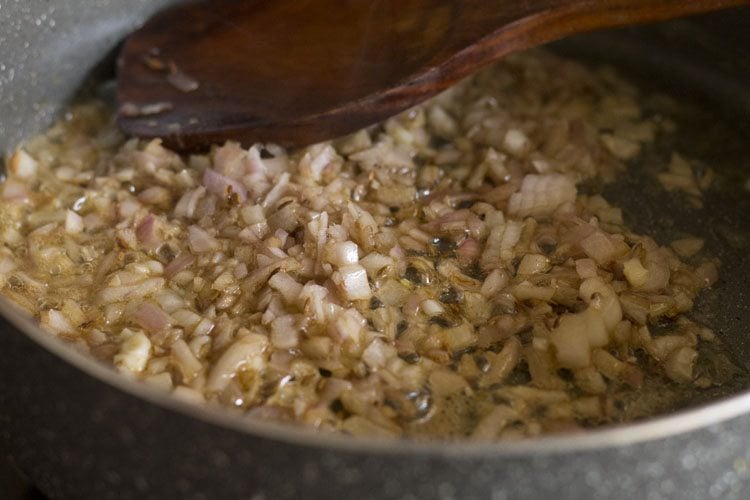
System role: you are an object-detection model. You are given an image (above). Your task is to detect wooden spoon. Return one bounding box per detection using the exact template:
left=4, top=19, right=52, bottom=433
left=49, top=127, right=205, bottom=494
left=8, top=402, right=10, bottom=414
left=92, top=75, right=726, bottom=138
left=116, top=0, right=749, bottom=151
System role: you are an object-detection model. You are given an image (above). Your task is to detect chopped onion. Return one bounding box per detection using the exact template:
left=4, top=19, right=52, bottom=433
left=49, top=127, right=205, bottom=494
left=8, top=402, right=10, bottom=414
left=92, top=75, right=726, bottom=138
left=479, top=337, right=521, bottom=388
left=135, top=186, right=169, bottom=207
left=172, top=308, right=202, bottom=328
left=623, top=257, right=649, bottom=288
left=619, top=292, right=650, bottom=325
left=132, top=301, right=171, bottom=332
left=206, top=333, right=268, bottom=392
left=664, top=346, right=698, bottom=383
left=0, top=255, right=16, bottom=276
left=579, top=231, right=625, bottom=265
left=579, top=277, right=622, bottom=331
left=359, top=252, right=393, bottom=279
left=246, top=145, right=269, bottom=175
left=212, top=142, right=249, bottom=178
left=193, top=318, right=215, bottom=337
left=298, top=283, right=329, bottom=323
left=362, top=338, right=396, bottom=369
left=265, top=247, right=289, bottom=260
left=402, top=293, right=423, bottom=317
left=481, top=220, right=522, bottom=269
left=319, top=378, right=353, bottom=405
left=170, top=338, right=203, bottom=382
left=457, top=238, right=481, bottom=265
left=113, top=330, right=152, bottom=373
left=118, top=197, right=141, bottom=219
left=1, top=179, right=30, bottom=202
left=422, top=209, right=483, bottom=238
left=670, top=237, right=704, bottom=258
left=270, top=315, right=299, bottom=349
left=694, top=262, right=719, bottom=287
left=575, top=258, right=598, bottom=279
left=437, top=323, right=477, bottom=352
left=274, top=228, right=289, bottom=247
left=376, top=279, right=411, bottom=307
left=507, top=174, right=576, bottom=217
left=299, top=143, right=337, bottom=182
left=421, top=299, right=445, bottom=317
left=550, top=314, right=591, bottom=369
left=516, top=254, right=550, bottom=275
left=512, top=281, right=554, bottom=301
left=262, top=172, right=290, bottom=209
left=8, top=149, right=38, bottom=179
left=83, top=213, right=105, bottom=231
left=187, top=225, right=220, bottom=253
left=173, top=186, right=206, bottom=219
left=268, top=350, right=294, bottom=372
left=330, top=308, right=366, bottom=343
left=471, top=405, right=516, bottom=440
left=388, top=245, right=406, bottom=262
left=203, top=168, right=247, bottom=202
left=332, top=264, right=372, bottom=301
left=481, top=268, right=508, bottom=297
left=638, top=239, right=670, bottom=291
left=234, top=262, right=249, bottom=280
left=135, top=214, right=160, bottom=248
left=326, top=241, right=360, bottom=267
left=64, top=210, right=84, bottom=234
left=153, top=290, right=185, bottom=313
left=164, top=254, right=195, bottom=279
left=268, top=272, right=303, bottom=304
left=99, top=278, right=165, bottom=303
left=601, top=133, right=641, bottom=160
left=41, top=309, right=76, bottom=335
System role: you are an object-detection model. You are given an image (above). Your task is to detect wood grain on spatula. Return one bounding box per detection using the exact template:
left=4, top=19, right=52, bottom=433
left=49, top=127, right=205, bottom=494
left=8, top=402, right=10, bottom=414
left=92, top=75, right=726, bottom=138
left=116, top=0, right=750, bottom=151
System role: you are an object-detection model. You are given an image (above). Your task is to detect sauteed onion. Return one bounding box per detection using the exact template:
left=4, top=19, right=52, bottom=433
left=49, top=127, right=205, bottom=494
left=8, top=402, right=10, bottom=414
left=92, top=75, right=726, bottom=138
left=0, top=51, right=733, bottom=439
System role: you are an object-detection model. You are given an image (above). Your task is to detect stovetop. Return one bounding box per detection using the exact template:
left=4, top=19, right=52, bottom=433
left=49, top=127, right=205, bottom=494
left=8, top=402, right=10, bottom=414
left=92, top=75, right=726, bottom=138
left=1, top=454, right=45, bottom=500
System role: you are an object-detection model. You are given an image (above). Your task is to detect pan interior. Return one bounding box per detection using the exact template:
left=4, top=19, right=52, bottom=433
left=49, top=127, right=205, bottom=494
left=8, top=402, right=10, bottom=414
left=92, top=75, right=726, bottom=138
left=548, top=16, right=750, bottom=408
left=1, top=6, right=749, bottom=437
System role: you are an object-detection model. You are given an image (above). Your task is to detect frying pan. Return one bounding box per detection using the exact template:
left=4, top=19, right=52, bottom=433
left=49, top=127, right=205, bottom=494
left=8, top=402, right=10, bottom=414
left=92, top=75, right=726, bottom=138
left=1, top=2, right=750, bottom=498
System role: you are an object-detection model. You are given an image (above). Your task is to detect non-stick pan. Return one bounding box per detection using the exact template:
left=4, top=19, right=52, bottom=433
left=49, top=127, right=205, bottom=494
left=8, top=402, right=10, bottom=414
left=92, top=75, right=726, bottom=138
left=1, top=2, right=749, bottom=498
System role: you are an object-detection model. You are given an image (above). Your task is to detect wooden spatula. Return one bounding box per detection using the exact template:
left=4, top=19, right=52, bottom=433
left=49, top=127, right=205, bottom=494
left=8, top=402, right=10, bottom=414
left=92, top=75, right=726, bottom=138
left=116, top=0, right=749, bottom=151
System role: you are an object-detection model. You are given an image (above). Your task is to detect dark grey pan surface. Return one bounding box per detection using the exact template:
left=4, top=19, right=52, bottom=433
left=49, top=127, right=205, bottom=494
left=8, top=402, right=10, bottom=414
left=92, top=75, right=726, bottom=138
left=1, top=1, right=750, bottom=498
